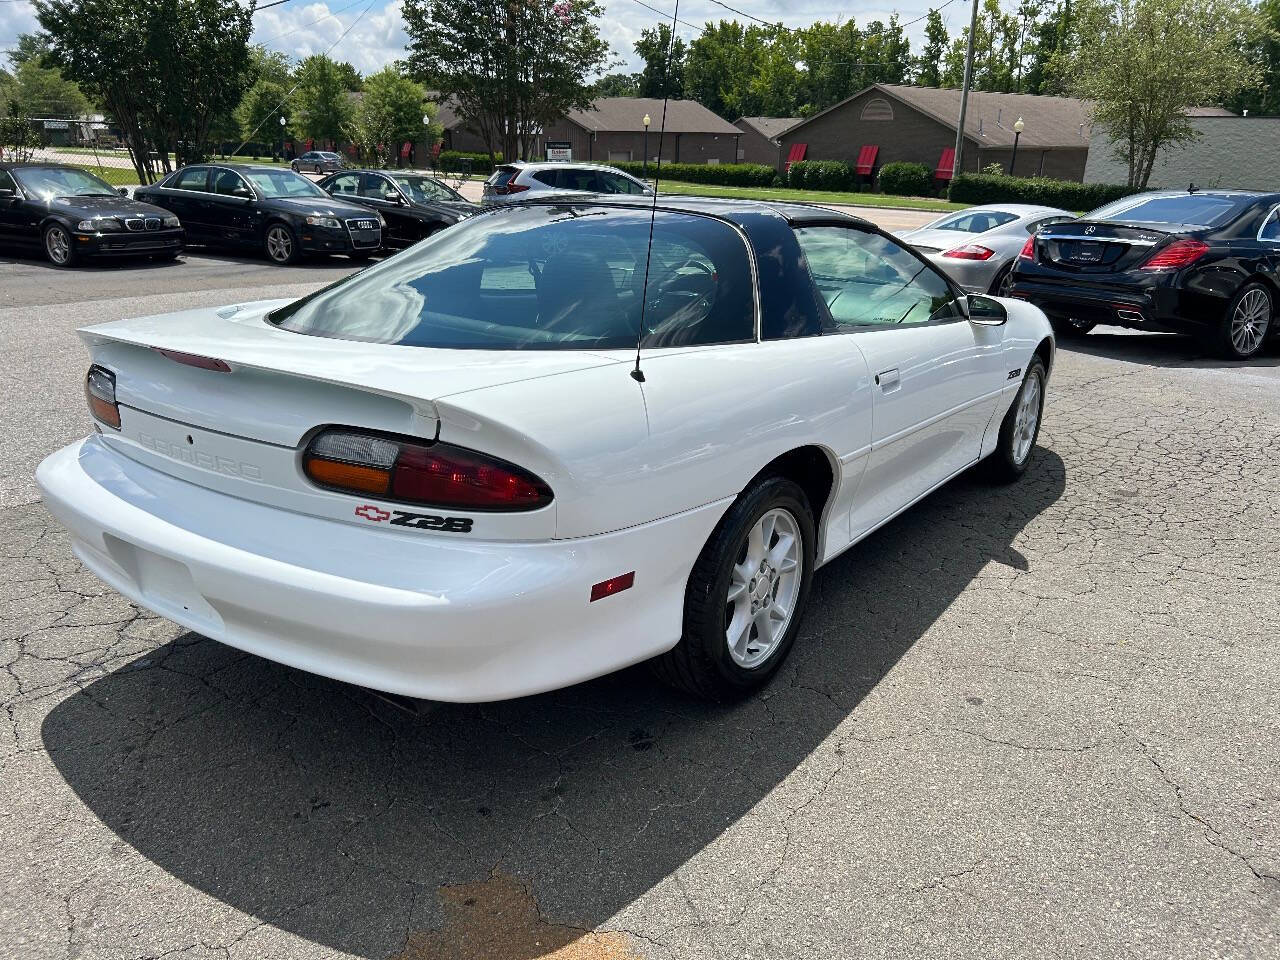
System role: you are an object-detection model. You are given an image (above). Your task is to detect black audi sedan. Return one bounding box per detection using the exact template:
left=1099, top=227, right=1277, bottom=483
left=134, top=164, right=382, bottom=265
left=0, top=162, right=182, bottom=267
left=317, top=168, right=477, bottom=249
left=1009, top=189, right=1280, bottom=359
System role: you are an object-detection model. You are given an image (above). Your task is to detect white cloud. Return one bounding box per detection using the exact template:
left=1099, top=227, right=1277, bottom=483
left=1, top=0, right=39, bottom=68
left=251, top=0, right=408, bottom=74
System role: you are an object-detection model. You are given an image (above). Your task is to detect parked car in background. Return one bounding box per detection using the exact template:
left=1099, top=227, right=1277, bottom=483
left=37, top=196, right=1053, bottom=703
left=291, top=151, right=345, bottom=174
left=0, top=162, right=183, bottom=267
left=900, top=204, right=1075, bottom=295
left=1010, top=189, right=1280, bottom=360
left=318, top=169, right=477, bottom=249
left=135, top=164, right=382, bottom=265
left=482, top=161, right=653, bottom=205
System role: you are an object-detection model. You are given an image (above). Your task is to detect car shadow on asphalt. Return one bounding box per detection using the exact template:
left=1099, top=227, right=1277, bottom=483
left=41, top=450, right=1066, bottom=958
left=1060, top=327, right=1280, bottom=370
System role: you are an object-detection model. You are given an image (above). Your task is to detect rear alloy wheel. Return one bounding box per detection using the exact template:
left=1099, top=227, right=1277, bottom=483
left=652, top=477, right=815, bottom=699
left=986, top=356, right=1047, bottom=482
left=990, top=262, right=1015, bottom=296
left=263, top=222, right=300, bottom=265
left=1219, top=282, right=1272, bottom=360
left=1050, top=316, right=1096, bottom=338
left=43, top=223, right=76, bottom=267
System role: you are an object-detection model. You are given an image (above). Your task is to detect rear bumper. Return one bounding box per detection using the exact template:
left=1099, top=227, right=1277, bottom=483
left=36, top=437, right=727, bottom=702
left=1007, top=276, right=1218, bottom=334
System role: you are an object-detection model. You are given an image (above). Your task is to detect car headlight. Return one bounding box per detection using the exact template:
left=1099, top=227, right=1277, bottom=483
left=376, top=212, right=386, bottom=227
left=305, top=215, right=342, bottom=229
left=76, top=218, right=121, bottom=232
left=162, top=215, right=180, bottom=228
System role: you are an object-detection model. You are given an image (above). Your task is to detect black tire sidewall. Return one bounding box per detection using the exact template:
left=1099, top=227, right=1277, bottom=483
left=1219, top=282, right=1272, bottom=360
left=991, top=357, right=1047, bottom=481
left=43, top=224, right=75, bottom=267
left=685, top=478, right=816, bottom=694
left=989, top=262, right=1013, bottom=296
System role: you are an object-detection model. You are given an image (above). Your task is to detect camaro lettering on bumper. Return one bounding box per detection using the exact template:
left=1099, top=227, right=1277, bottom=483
left=137, top=432, right=263, bottom=479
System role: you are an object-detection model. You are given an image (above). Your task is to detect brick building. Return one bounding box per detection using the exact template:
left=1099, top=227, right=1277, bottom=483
left=734, top=116, right=802, bottom=167
left=540, top=97, right=741, bottom=165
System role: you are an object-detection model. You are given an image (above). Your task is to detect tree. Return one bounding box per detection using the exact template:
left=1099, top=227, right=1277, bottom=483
left=235, top=78, right=292, bottom=152
left=9, top=33, right=52, bottom=68
left=294, top=55, right=354, bottom=147
left=0, top=102, right=41, bottom=161
left=36, top=0, right=254, bottom=180
left=1054, top=0, right=1267, bottom=187
left=335, top=61, right=364, bottom=92
left=634, top=23, right=684, bottom=99
left=914, top=9, right=950, bottom=87
left=1229, top=0, right=1280, bottom=115
left=10, top=59, right=90, bottom=117
left=344, top=66, right=434, bottom=167
left=592, top=72, right=640, bottom=97
left=403, top=0, right=609, bottom=162
left=684, top=20, right=765, bottom=118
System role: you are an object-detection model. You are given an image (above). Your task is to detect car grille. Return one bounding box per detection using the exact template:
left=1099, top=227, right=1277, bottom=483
left=124, top=217, right=162, bottom=232
left=346, top=218, right=381, bottom=248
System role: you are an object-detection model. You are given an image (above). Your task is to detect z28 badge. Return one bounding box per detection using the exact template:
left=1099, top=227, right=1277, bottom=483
left=355, top=505, right=473, bottom=533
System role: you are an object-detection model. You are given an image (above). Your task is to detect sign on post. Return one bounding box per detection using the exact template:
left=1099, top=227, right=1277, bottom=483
left=546, top=141, right=572, bottom=162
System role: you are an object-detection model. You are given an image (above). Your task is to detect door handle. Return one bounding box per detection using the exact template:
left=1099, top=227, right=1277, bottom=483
left=875, top=368, right=900, bottom=388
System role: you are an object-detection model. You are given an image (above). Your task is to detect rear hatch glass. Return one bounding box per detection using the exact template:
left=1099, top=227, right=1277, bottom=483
left=485, top=166, right=519, bottom=189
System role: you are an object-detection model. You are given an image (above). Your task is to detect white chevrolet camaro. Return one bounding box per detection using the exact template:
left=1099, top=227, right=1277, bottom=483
left=37, top=198, right=1054, bottom=702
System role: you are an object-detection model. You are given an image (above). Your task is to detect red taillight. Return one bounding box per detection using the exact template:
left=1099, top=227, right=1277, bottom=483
left=504, top=182, right=529, bottom=194
left=942, top=243, right=995, bottom=261
left=154, top=348, right=231, bottom=372
left=85, top=364, right=120, bottom=429
left=303, top=429, right=553, bottom=512
left=1141, top=239, right=1208, bottom=271
left=1018, top=236, right=1036, bottom=261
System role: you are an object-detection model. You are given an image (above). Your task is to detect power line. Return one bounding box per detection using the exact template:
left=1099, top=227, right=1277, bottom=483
left=255, top=0, right=369, bottom=44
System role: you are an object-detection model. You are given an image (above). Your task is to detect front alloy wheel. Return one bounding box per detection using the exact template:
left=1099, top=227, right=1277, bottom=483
left=986, top=356, right=1047, bottom=482
left=44, top=223, right=75, bottom=267
left=264, top=223, right=299, bottom=265
left=1221, top=283, right=1271, bottom=360
left=652, top=476, right=815, bottom=699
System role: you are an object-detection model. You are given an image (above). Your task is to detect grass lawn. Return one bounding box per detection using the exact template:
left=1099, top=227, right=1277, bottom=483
left=654, top=179, right=964, bottom=213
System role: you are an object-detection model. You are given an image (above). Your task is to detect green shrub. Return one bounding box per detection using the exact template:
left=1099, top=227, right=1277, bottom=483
left=612, top=160, right=775, bottom=188
left=877, top=161, right=933, bottom=197
left=781, top=159, right=854, bottom=191
left=948, top=173, right=1136, bottom=212
left=437, top=150, right=502, bottom=175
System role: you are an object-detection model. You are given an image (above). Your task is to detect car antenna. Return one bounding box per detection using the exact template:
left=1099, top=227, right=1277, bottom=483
left=1188, top=182, right=1198, bottom=194
left=631, top=0, right=681, bottom=384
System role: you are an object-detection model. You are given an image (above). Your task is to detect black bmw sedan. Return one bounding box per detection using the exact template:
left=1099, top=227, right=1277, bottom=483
left=317, top=168, right=477, bottom=249
left=135, top=164, right=382, bottom=265
left=0, top=162, right=182, bottom=267
left=1009, top=189, right=1280, bottom=359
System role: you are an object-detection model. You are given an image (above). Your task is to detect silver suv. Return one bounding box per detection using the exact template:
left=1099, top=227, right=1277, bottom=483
left=482, top=162, right=653, bottom=205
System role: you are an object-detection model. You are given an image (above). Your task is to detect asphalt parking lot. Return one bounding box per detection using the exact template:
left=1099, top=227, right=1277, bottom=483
left=2, top=241, right=1278, bottom=960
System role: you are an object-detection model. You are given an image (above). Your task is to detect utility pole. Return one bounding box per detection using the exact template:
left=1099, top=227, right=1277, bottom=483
left=953, top=0, right=980, bottom=181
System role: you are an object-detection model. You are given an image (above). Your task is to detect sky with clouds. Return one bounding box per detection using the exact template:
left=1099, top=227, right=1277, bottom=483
left=2, top=0, right=957, bottom=78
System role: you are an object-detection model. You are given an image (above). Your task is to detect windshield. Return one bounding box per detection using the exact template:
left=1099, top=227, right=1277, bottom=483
left=244, top=169, right=329, bottom=199
left=13, top=167, right=116, bottom=199
left=268, top=204, right=755, bottom=350
left=392, top=175, right=465, bottom=203
left=1087, top=193, right=1248, bottom=227
left=925, top=209, right=1020, bottom=233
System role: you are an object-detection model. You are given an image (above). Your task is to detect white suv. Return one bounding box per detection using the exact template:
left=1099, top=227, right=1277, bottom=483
left=482, top=162, right=653, bottom=205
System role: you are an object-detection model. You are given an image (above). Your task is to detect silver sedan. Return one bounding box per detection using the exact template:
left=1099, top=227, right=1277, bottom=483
left=900, top=204, right=1075, bottom=295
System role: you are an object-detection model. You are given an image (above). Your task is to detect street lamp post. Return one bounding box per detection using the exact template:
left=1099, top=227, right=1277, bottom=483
left=1010, top=116, right=1024, bottom=175
left=278, top=114, right=286, bottom=164
left=642, top=113, right=651, bottom=178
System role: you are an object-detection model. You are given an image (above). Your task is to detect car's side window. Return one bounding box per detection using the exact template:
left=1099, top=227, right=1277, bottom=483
left=795, top=225, right=965, bottom=329
left=0, top=169, right=16, bottom=193
left=172, top=167, right=209, bottom=192
left=598, top=172, right=645, bottom=195
left=360, top=175, right=399, bottom=201
left=1259, top=207, right=1280, bottom=242
left=533, top=171, right=559, bottom=187
left=327, top=173, right=361, bottom=196
left=211, top=169, right=251, bottom=197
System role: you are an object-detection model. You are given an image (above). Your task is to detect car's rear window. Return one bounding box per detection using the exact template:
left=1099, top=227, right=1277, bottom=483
left=487, top=167, right=519, bottom=188
left=928, top=210, right=1020, bottom=233
left=1088, top=193, right=1249, bottom=227
left=268, top=204, right=755, bottom=350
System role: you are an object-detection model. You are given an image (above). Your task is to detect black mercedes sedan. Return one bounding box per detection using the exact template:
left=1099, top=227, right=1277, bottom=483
left=1008, top=189, right=1280, bottom=359
left=317, top=168, right=477, bottom=249
left=0, top=162, right=182, bottom=267
left=135, top=164, right=382, bottom=265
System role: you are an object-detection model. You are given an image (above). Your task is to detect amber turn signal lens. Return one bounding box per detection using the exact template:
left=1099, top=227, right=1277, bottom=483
left=85, top=364, right=121, bottom=430
left=304, top=457, right=391, bottom=495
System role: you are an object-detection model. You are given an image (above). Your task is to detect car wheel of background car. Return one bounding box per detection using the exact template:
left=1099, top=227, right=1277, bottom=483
left=43, top=223, right=76, bottom=267
left=985, top=356, right=1047, bottom=483
left=263, top=222, right=300, bottom=265
left=1049, top=316, right=1096, bottom=338
left=990, top=263, right=1015, bottom=296
left=652, top=476, right=815, bottom=700
left=290, top=161, right=299, bottom=172
left=1218, top=282, right=1272, bottom=360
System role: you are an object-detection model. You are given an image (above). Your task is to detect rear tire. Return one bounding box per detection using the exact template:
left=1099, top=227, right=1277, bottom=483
left=652, top=477, right=815, bottom=700
left=989, top=262, right=1014, bottom=296
left=43, top=223, right=77, bottom=267
left=1216, top=282, right=1272, bottom=360
left=1050, top=316, right=1095, bottom=338
left=985, top=357, right=1047, bottom=483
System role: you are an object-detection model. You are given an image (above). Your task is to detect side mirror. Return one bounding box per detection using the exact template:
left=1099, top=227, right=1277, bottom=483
left=117, top=186, right=129, bottom=197
left=966, top=294, right=1008, bottom=326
